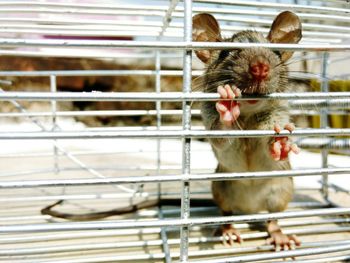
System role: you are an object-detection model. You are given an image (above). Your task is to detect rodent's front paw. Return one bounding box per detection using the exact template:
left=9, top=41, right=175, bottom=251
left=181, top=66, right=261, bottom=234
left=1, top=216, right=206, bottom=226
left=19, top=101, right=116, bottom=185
left=216, top=84, right=241, bottom=127
left=270, top=123, right=300, bottom=161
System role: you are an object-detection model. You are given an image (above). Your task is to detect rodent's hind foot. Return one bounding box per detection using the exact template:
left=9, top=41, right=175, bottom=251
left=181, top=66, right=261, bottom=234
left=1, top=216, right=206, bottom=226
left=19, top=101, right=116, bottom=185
left=216, top=84, right=241, bottom=128
left=270, top=123, right=300, bottom=161
left=266, top=220, right=301, bottom=251
left=266, top=231, right=301, bottom=251
left=215, top=224, right=243, bottom=246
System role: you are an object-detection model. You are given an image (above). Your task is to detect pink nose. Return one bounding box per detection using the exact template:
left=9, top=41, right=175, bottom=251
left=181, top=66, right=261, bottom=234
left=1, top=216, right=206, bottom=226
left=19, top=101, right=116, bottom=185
left=250, top=63, right=270, bottom=80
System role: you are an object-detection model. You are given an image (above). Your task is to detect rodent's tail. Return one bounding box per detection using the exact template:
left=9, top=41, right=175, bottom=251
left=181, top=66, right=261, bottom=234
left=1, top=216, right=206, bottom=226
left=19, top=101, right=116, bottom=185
left=41, top=198, right=216, bottom=221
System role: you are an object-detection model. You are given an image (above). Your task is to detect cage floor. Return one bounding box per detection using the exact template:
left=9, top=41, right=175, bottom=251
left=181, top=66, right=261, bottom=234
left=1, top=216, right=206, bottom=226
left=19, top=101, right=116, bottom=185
left=1, top=124, right=350, bottom=262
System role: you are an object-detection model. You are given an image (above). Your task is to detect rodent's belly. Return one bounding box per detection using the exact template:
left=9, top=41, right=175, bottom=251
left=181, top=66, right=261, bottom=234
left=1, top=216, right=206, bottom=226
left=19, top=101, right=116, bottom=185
left=213, top=180, right=268, bottom=213
left=214, top=139, right=280, bottom=172
left=212, top=178, right=293, bottom=214
left=212, top=140, right=293, bottom=214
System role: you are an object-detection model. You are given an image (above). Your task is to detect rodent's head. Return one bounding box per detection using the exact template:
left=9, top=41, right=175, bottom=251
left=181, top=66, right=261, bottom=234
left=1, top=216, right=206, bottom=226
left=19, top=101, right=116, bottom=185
left=193, top=11, right=302, bottom=95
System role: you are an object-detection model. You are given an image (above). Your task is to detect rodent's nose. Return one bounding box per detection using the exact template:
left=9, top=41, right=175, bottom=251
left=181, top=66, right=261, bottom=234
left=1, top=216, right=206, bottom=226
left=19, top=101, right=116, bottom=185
left=249, top=63, right=270, bottom=80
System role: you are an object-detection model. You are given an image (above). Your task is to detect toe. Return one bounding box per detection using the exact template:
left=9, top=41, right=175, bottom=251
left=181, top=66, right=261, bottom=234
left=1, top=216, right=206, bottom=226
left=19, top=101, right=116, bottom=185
left=291, top=143, right=300, bottom=154
left=228, top=233, right=235, bottom=246
left=284, top=123, right=295, bottom=133
left=231, top=103, right=240, bottom=121
left=222, top=111, right=233, bottom=127
left=217, top=85, right=227, bottom=99
left=290, top=234, right=301, bottom=246
left=271, top=141, right=282, bottom=161
left=280, top=142, right=291, bottom=160
left=232, top=86, right=241, bottom=97
left=274, top=124, right=282, bottom=133
left=224, top=84, right=235, bottom=99
left=216, top=101, right=228, bottom=114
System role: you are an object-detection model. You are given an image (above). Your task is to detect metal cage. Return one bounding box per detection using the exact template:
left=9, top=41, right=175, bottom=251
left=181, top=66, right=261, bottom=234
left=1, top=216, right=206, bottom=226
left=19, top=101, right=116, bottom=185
left=0, top=0, right=350, bottom=262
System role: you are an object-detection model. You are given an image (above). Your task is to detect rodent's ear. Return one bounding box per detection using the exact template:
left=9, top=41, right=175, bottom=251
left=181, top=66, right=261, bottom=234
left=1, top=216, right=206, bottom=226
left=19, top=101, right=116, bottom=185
left=267, top=11, right=302, bottom=62
left=192, top=13, right=222, bottom=63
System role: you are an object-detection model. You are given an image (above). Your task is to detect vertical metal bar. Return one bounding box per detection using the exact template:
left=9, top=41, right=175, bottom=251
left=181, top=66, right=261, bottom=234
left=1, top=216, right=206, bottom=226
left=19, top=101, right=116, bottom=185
left=155, top=51, right=162, bottom=201
left=180, top=0, right=192, bottom=262
left=159, top=207, right=172, bottom=263
left=159, top=0, right=180, bottom=37
left=155, top=0, right=179, bottom=203
left=320, top=52, right=330, bottom=200
left=50, top=75, right=59, bottom=174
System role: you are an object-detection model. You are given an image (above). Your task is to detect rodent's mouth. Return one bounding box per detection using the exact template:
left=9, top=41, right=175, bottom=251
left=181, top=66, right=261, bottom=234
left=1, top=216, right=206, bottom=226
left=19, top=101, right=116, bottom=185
left=240, top=85, right=269, bottom=96
left=241, top=91, right=266, bottom=105
left=247, top=100, right=259, bottom=104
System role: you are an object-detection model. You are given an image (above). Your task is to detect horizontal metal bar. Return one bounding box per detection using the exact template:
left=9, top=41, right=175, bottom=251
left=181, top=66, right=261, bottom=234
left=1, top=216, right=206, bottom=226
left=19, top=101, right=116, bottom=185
left=0, top=79, right=12, bottom=85
left=191, top=7, right=350, bottom=23
left=2, top=0, right=349, bottom=15
left=0, top=17, right=164, bottom=27
left=0, top=216, right=345, bottom=244
left=1, top=92, right=350, bottom=102
left=0, top=216, right=345, bottom=245
left=0, top=6, right=349, bottom=27
left=191, top=240, right=350, bottom=262
left=194, top=0, right=350, bottom=14
left=219, top=18, right=350, bottom=34
left=1, top=228, right=350, bottom=256
left=296, top=138, right=350, bottom=150
left=2, top=26, right=350, bottom=41
left=1, top=16, right=350, bottom=35
left=0, top=39, right=350, bottom=51
left=0, top=167, right=349, bottom=188
left=0, top=147, right=188, bottom=158
left=218, top=25, right=350, bottom=41
left=0, top=207, right=350, bottom=232
left=1, top=102, right=348, bottom=118
left=290, top=110, right=350, bottom=116
left=1, top=128, right=350, bottom=140
left=0, top=109, right=347, bottom=118
left=0, top=70, right=322, bottom=79
left=286, top=254, right=350, bottom=263
left=0, top=109, right=202, bottom=118
left=0, top=49, right=183, bottom=59
left=0, top=6, right=167, bottom=17
left=0, top=164, right=194, bottom=178
left=194, top=243, right=350, bottom=263
left=0, top=29, right=166, bottom=38
left=0, top=2, right=167, bottom=10
left=0, top=228, right=163, bottom=244
left=0, top=69, right=201, bottom=77
left=290, top=99, right=350, bottom=109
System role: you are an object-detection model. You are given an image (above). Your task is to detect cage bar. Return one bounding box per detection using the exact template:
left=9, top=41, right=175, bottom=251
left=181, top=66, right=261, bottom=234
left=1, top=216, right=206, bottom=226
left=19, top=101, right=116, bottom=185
left=0, top=1, right=349, bottom=262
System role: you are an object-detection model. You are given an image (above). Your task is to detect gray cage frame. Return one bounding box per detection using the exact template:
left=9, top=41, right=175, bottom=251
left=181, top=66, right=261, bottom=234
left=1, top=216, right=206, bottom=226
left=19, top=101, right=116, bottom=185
left=0, top=0, right=350, bottom=262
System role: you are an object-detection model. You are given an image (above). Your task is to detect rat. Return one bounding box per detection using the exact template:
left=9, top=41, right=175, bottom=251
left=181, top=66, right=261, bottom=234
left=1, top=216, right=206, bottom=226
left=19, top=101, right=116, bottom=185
left=192, top=11, right=302, bottom=250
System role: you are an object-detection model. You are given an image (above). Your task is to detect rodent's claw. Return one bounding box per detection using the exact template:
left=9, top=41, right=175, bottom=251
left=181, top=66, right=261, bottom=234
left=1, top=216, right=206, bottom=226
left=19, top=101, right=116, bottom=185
left=284, top=123, right=295, bottom=133
left=270, top=123, right=300, bottom=161
left=266, top=220, right=301, bottom=252
left=266, top=232, right=301, bottom=251
left=218, top=224, right=242, bottom=246
left=216, top=84, right=241, bottom=127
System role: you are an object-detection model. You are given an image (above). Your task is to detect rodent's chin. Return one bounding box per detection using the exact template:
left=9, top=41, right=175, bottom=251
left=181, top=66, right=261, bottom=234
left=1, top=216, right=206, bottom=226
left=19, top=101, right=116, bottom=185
left=240, top=100, right=267, bottom=115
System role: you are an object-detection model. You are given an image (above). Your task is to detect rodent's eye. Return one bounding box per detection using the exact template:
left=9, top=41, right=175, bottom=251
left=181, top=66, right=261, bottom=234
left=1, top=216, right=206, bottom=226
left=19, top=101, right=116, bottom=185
left=273, top=50, right=282, bottom=58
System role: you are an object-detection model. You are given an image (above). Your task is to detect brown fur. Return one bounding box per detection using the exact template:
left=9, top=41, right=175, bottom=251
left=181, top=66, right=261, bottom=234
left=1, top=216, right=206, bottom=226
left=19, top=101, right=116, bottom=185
left=194, top=12, right=302, bottom=217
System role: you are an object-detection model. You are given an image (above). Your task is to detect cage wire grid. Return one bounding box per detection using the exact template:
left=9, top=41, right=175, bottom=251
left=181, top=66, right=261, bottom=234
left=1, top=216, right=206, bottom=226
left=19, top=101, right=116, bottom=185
left=0, top=0, right=350, bottom=262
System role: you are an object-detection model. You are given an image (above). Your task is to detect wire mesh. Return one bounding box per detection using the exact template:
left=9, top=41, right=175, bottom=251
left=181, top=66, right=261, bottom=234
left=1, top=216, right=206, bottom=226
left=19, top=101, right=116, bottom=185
left=0, top=0, right=350, bottom=262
